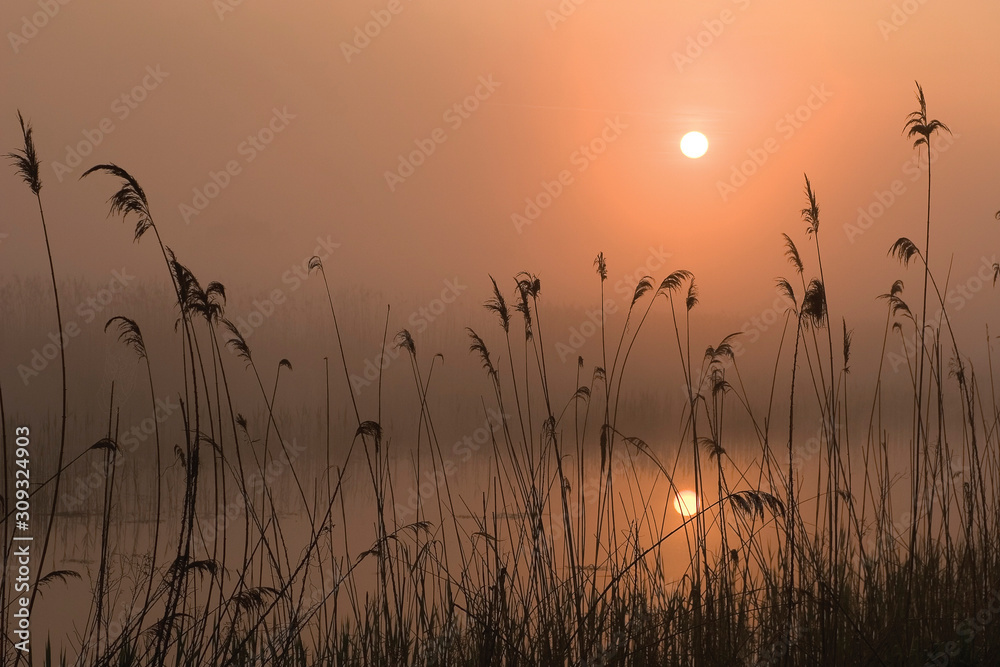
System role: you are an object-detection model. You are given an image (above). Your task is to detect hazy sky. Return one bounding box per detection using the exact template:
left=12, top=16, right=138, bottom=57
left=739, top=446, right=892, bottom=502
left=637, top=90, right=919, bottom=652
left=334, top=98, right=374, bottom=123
left=2, top=0, right=1000, bottom=332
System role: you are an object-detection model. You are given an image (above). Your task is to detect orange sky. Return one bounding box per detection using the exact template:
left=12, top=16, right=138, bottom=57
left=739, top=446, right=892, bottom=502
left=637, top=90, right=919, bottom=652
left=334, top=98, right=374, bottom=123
left=2, top=0, right=1000, bottom=334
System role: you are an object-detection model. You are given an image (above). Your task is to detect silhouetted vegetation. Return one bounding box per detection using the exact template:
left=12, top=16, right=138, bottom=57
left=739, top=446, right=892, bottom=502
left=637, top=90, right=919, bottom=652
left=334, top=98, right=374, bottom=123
left=4, top=83, right=1000, bottom=666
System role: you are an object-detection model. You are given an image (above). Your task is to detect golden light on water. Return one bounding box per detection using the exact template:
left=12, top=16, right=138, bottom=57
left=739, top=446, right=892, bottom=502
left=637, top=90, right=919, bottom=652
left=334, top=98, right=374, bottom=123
left=673, top=489, right=699, bottom=517
left=680, top=131, right=708, bottom=158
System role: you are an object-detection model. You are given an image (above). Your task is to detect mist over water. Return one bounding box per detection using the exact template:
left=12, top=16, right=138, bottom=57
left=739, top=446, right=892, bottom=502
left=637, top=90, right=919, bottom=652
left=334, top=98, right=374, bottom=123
left=4, top=1, right=1000, bottom=664
left=5, top=266, right=961, bottom=654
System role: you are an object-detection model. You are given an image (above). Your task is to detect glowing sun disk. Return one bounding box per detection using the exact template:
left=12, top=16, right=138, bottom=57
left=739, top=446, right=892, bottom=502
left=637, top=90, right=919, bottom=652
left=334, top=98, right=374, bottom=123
left=680, top=131, right=709, bottom=159
left=673, top=490, right=698, bottom=517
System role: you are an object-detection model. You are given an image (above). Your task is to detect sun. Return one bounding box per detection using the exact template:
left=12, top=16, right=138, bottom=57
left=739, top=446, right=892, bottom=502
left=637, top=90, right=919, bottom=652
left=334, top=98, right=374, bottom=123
left=680, top=131, right=708, bottom=159
left=673, top=490, right=698, bottom=517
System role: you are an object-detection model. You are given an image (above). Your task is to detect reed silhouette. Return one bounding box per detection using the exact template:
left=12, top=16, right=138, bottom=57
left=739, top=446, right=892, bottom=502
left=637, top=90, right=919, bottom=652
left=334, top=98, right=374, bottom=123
left=3, top=83, right=1000, bottom=666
